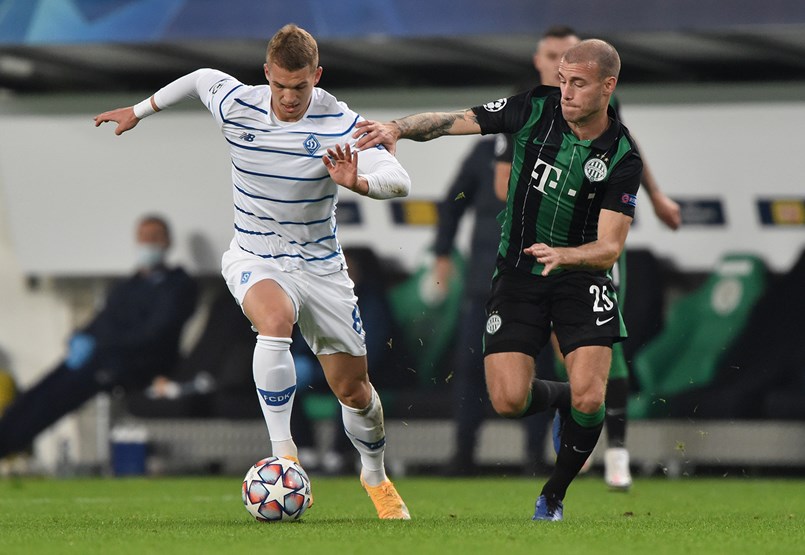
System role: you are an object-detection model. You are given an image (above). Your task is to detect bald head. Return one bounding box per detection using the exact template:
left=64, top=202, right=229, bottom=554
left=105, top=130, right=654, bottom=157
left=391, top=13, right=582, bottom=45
left=562, top=39, right=621, bottom=80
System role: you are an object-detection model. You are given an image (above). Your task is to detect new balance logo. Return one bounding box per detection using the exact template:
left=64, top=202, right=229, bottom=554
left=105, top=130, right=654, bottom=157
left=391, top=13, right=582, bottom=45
left=239, top=132, right=255, bottom=142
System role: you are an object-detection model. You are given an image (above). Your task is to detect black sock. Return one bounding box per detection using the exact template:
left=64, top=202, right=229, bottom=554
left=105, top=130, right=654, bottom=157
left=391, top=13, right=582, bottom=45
left=541, top=417, right=603, bottom=501
left=520, top=379, right=570, bottom=417
left=605, top=378, right=628, bottom=448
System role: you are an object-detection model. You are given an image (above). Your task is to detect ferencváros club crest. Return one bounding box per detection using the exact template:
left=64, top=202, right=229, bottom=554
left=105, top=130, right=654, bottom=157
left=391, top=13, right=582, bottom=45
left=583, top=158, right=608, bottom=182
left=486, top=313, right=502, bottom=334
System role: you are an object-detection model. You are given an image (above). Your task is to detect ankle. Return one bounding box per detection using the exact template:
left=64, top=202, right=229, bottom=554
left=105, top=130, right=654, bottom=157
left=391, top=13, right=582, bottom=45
left=361, top=467, right=388, bottom=487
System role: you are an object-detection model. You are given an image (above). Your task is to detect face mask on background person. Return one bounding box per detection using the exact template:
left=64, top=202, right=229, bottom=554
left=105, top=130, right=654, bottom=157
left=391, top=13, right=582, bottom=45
left=136, top=243, right=167, bottom=270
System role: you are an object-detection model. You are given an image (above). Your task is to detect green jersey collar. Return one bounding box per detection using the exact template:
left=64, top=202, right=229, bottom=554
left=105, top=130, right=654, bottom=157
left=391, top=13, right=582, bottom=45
left=560, top=104, right=622, bottom=150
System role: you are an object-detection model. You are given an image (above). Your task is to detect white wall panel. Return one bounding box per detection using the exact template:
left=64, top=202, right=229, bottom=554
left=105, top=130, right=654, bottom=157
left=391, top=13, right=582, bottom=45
left=1, top=93, right=802, bottom=274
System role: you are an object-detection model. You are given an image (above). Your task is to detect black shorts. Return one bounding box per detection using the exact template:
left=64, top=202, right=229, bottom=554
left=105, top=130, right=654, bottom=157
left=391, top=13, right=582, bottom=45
left=483, top=266, right=626, bottom=358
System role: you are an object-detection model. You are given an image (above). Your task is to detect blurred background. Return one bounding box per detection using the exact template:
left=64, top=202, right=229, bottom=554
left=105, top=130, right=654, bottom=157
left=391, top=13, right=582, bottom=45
left=0, top=0, right=803, bottom=478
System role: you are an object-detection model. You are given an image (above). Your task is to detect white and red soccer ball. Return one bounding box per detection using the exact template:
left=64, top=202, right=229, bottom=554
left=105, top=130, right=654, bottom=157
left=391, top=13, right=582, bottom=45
left=242, top=456, right=312, bottom=522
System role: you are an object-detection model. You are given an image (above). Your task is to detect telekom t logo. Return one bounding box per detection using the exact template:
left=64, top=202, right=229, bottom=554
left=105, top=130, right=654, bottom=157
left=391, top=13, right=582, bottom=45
left=531, top=159, right=562, bottom=194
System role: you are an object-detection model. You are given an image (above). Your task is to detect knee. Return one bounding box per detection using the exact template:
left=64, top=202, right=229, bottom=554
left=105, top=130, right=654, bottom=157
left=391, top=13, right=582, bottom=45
left=488, top=389, right=527, bottom=418
left=333, top=379, right=371, bottom=409
left=252, top=313, right=293, bottom=337
left=571, top=390, right=605, bottom=414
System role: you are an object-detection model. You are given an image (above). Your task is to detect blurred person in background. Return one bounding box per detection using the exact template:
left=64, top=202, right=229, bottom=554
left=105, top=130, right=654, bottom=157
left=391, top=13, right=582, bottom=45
left=95, top=24, right=411, bottom=519
left=0, top=215, right=198, bottom=461
left=494, top=25, right=681, bottom=490
left=432, top=136, right=554, bottom=476
left=0, top=347, right=15, bottom=416
left=0, top=347, right=20, bottom=474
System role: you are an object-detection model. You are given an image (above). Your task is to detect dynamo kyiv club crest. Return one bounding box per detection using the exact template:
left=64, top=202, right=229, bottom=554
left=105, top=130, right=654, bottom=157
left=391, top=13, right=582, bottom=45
left=304, top=134, right=321, bottom=155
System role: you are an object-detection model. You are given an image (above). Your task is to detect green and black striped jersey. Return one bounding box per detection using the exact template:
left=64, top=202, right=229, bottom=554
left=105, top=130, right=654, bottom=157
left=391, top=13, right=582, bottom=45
left=495, top=94, right=623, bottom=163
left=472, top=86, right=642, bottom=276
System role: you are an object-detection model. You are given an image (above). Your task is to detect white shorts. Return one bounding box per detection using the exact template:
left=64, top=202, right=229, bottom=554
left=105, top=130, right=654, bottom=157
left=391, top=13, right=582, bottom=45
left=221, top=243, right=367, bottom=357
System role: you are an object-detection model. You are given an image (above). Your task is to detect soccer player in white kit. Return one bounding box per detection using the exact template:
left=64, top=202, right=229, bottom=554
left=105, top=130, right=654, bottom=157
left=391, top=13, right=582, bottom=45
left=95, top=24, right=411, bottom=519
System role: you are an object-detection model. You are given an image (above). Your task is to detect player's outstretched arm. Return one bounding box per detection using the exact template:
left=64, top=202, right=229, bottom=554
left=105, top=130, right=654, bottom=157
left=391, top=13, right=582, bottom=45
left=95, top=94, right=162, bottom=135
left=354, top=109, right=481, bottom=151
left=94, top=105, right=141, bottom=136
left=95, top=70, right=227, bottom=137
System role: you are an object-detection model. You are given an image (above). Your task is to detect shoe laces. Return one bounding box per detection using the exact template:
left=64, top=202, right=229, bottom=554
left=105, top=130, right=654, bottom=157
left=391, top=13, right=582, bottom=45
left=375, top=483, right=404, bottom=516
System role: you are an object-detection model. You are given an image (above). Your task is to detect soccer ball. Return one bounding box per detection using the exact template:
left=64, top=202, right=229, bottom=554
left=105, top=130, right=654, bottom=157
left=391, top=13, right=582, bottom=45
left=242, top=456, right=312, bottom=522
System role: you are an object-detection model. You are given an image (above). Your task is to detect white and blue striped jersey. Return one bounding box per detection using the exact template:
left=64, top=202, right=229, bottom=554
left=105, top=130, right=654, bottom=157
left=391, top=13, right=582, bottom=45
left=151, top=68, right=405, bottom=275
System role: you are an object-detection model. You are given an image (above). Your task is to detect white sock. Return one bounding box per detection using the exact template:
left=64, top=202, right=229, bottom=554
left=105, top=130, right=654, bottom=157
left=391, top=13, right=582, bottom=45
left=341, top=385, right=388, bottom=486
left=253, top=335, right=297, bottom=459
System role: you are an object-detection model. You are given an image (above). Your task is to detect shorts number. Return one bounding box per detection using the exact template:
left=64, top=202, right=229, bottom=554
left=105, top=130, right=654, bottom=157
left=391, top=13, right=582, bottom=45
left=589, top=285, right=614, bottom=313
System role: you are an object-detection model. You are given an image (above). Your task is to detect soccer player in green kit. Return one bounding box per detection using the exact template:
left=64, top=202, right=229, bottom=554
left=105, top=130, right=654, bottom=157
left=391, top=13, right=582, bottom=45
left=355, top=39, right=640, bottom=521
left=496, top=26, right=681, bottom=491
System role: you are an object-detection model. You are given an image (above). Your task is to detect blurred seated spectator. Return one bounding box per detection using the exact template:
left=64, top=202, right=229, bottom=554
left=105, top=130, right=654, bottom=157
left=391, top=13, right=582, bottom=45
left=0, top=215, right=198, bottom=460
left=126, top=280, right=318, bottom=451
left=126, top=278, right=252, bottom=418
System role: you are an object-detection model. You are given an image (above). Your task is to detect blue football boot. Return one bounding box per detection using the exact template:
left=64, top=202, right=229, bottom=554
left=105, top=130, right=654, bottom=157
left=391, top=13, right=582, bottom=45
left=532, top=494, right=564, bottom=521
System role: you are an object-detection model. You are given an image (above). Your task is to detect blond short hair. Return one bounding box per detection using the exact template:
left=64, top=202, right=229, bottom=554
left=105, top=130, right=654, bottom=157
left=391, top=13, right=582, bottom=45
left=562, top=39, right=621, bottom=79
left=266, top=24, right=319, bottom=71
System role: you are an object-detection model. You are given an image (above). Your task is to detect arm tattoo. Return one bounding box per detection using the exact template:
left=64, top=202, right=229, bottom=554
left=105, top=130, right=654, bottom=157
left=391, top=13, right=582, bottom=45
left=392, top=110, right=476, bottom=141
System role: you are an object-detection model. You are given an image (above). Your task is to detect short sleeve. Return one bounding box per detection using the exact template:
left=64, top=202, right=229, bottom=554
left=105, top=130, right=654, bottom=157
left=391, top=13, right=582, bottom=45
left=471, top=89, right=533, bottom=136
left=471, top=86, right=558, bottom=137
left=600, top=154, right=643, bottom=218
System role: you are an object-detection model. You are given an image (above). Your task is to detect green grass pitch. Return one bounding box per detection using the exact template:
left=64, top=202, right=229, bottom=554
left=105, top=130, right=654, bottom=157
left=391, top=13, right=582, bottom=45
left=1, top=475, right=803, bottom=555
